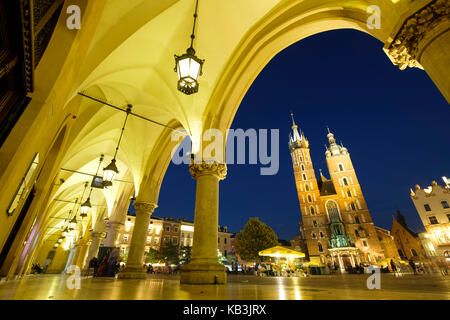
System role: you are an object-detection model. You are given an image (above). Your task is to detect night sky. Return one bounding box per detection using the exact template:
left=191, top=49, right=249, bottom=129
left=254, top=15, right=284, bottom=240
left=132, top=29, right=449, bottom=241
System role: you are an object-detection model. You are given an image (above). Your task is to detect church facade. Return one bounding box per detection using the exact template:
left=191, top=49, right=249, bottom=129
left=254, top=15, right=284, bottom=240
left=289, top=115, right=384, bottom=270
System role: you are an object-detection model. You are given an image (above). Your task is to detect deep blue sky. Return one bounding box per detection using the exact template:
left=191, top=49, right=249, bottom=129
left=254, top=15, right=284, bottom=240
left=133, top=29, right=449, bottom=240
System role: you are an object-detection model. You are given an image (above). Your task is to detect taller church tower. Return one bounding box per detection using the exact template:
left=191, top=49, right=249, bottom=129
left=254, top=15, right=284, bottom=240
left=289, top=115, right=384, bottom=270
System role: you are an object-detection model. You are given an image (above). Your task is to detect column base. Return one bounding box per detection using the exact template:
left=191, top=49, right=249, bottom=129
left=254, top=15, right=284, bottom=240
left=180, top=260, right=227, bottom=284
left=117, top=266, right=147, bottom=279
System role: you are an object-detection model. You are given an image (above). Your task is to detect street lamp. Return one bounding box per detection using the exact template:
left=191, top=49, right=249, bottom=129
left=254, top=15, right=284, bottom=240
left=80, top=197, right=91, bottom=219
left=103, top=105, right=132, bottom=187
left=69, top=215, right=77, bottom=231
left=174, top=0, right=204, bottom=95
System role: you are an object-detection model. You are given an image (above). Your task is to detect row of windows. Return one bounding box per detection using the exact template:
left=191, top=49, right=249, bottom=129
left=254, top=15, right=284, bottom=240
left=428, top=214, right=450, bottom=225
left=424, top=201, right=449, bottom=212
left=218, top=237, right=227, bottom=244
left=165, top=225, right=179, bottom=233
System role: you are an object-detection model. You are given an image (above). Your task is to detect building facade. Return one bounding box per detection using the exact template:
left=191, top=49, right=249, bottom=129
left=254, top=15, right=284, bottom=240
left=114, top=215, right=232, bottom=260
left=391, top=210, right=427, bottom=262
left=289, top=115, right=384, bottom=270
left=410, top=180, right=450, bottom=258
left=375, top=226, right=399, bottom=260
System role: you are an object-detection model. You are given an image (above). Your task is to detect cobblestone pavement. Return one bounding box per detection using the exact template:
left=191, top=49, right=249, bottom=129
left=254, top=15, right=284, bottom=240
left=0, top=273, right=448, bottom=300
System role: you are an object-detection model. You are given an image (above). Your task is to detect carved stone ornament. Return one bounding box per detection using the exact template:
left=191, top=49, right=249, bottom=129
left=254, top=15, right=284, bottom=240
left=387, top=0, right=449, bottom=70
left=134, top=202, right=158, bottom=214
left=189, top=161, right=227, bottom=180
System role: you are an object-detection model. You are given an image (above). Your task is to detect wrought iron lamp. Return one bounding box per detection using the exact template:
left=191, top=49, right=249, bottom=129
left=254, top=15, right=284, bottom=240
left=174, top=0, right=204, bottom=95
left=103, top=105, right=132, bottom=187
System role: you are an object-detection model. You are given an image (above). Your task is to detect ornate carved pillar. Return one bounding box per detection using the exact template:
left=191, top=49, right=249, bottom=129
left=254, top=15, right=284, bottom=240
left=180, top=161, right=227, bottom=284
left=104, top=221, right=124, bottom=247
left=83, top=231, right=105, bottom=270
left=384, top=0, right=450, bottom=101
left=118, top=202, right=157, bottom=279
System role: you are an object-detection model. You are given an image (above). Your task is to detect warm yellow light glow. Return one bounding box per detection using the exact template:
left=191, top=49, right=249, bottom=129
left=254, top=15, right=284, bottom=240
left=181, top=225, right=194, bottom=232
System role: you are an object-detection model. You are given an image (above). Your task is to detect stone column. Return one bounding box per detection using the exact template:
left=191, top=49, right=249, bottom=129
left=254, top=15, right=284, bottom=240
left=118, top=202, right=157, bottom=279
left=385, top=0, right=450, bottom=102
left=83, top=231, right=105, bottom=270
left=181, top=161, right=227, bottom=284
left=75, top=238, right=91, bottom=269
left=338, top=254, right=344, bottom=272
left=63, top=246, right=76, bottom=273
left=104, top=221, right=124, bottom=247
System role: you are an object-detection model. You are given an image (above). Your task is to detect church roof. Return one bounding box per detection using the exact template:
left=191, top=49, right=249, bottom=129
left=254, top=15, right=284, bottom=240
left=317, top=174, right=337, bottom=196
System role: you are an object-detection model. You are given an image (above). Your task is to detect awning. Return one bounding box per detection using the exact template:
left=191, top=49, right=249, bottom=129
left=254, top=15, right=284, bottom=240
left=258, top=246, right=305, bottom=258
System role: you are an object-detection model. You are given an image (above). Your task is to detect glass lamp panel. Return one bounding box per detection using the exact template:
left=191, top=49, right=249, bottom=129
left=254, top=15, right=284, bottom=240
left=178, top=57, right=190, bottom=78
left=188, top=59, right=200, bottom=80
left=103, top=169, right=116, bottom=183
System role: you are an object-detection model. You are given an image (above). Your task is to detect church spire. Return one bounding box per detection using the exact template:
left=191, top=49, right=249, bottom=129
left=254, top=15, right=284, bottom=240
left=289, top=113, right=309, bottom=150
left=324, top=127, right=348, bottom=157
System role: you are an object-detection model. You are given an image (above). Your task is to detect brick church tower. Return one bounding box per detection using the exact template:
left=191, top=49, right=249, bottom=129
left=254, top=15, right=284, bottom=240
left=289, top=114, right=384, bottom=270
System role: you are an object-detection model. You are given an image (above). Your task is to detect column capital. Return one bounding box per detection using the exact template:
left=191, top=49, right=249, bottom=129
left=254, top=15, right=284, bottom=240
left=189, top=161, right=227, bottom=180
left=90, top=231, right=106, bottom=239
left=134, top=202, right=158, bottom=214
left=385, top=0, right=449, bottom=70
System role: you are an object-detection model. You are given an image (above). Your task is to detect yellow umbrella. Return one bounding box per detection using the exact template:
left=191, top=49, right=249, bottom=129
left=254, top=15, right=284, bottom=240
left=258, top=246, right=305, bottom=258
left=377, top=258, right=408, bottom=266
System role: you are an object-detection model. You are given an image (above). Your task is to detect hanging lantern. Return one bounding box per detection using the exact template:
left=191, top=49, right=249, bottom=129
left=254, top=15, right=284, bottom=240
left=57, top=236, right=64, bottom=243
left=175, top=47, right=204, bottom=95
left=53, top=243, right=59, bottom=249
left=69, top=215, right=77, bottom=230
left=103, top=159, right=118, bottom=187
left=80, top=197, right=91, bottom=218
left=174, top=0, right=204, bottom=95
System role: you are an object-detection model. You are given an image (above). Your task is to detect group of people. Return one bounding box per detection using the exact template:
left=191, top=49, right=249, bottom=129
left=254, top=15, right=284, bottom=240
left=88, top=255, right=121, bottom=277
left=145, top=264, right=179, bottom=274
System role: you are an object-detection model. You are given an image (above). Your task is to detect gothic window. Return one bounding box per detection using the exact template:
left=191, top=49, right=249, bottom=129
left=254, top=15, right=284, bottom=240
left=338, top=164, right=344, bottom=171
left=319, top=231, right=324, bottom=238
left=310, top=206, right=315, bottom=215
left=411, top=249, right=418, bottom=257
left=312, top=233, right=316, bottom=239
left=342, top=177, right=349, bottom=186
left=424, top=204, right=431, bottom=211
left=308, top=195, right=312, bottom=203
left=350, top=202, right=356, bottom=211
left=347, top=190, right=352, bottom=197
left=355, top=216, right=360, bottom=224
left=305, top=184, right=309, bottom=191
left=326, top=201, right=340, bottom=221
left=355, top=230, right=359, bottom=237
left=313, top=220, right=318, bottom=227
left=447, top=214, right=450, bottom=223
left=441, top=201, right=449, bottom=209
left=301, top=164, right=305, bottom=171
left=363, top=240, right=368, bottom=247
left=318, top=243, right=323, bottom=252
left=303, top=173, right=307, bottom=181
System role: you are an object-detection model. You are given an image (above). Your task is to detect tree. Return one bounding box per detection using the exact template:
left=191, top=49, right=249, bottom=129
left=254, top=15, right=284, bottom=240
left=144, top=248, right=161, bottom=264
left=234, top=217, right=278, bottom=262
left=160, top=241, right=180, bottom=265
left=217, top=249, right=228, bottom=265
left=179, top=246, right=192, bottom=265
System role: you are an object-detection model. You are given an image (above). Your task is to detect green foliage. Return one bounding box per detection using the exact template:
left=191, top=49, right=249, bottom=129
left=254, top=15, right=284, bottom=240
left=217, top=249, right=228, bottom=265
left=160, top=241, right=180, bottom=265
left=179, top=246, right=192, bottom=265
left=120, top=251, right=128, bottom=263
left=234, top=217, right=278, bottom=262
left=144, top=248, right=161, bottom=264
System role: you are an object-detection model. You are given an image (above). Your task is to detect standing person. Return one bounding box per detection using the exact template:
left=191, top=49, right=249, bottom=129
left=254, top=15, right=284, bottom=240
left=390, top=259, right=397, bottom=276
left=409, top=259, right=417, bottom=274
